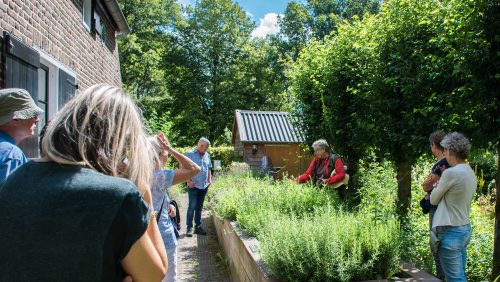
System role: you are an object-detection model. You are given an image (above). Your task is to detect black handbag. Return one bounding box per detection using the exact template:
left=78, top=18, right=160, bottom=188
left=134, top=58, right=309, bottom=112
left=419, top=197, right=431, bottom=214
left=157, top=192, right=181, bottom=239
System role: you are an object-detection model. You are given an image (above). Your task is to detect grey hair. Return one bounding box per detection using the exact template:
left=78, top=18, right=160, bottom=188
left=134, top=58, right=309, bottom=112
left=312, top=139, right=329, bottom=151
left=148, top=136, right=168, bottom=169
left=198, top=137, right=211, bottom=146
left=441, top=132, right=471, bottom=160
left=148, top=136, right=163, bottom=156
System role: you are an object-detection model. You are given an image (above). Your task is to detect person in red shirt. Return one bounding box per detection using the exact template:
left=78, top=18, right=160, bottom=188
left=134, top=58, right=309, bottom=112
left=296, top=139, right=346, bottom=187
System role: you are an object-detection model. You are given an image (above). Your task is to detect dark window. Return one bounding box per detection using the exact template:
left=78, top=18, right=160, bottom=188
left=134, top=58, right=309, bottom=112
left=58, top=69, right=76, bottom=108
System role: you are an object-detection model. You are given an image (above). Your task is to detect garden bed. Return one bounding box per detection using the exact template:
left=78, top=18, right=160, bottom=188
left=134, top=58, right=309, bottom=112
left=208, top=161, right=493, bottom=281
left=213, top=215, right=440, bottom=282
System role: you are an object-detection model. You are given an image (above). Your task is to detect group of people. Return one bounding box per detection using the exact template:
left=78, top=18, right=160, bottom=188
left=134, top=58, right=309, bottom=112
left=0, top=85, right=213, bottom=281
left=422, top=130, right=476, bottom=281
left=0, top=85, right=478, bottom=281
left=296, top=133, right=476, bottom=282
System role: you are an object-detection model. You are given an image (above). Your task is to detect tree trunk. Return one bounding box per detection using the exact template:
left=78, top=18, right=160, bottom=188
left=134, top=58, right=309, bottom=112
left=396, top=160, right=412, bottom=216
left=342, top=154, right=360, bottom=205
left=491, top=144, right=500, bottom=281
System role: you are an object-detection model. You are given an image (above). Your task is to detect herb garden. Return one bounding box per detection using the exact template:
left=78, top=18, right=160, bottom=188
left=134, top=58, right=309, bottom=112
left=208, top=158, right=494, bottom=281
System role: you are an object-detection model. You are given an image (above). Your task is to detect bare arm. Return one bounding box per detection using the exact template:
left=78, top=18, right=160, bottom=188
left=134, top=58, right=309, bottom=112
left=121, top=230, right=166, bottom=282
left=422, top=173, right=441, bottom=192
left=142, top=189, right=168, bottom=271
left=156, top=132, right=201, bottom=186
left=167, top=147, right=200, bottom=186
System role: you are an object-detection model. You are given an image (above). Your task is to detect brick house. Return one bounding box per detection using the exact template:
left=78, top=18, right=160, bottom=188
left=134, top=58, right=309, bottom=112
left=0, top=0, right=129, bottom=157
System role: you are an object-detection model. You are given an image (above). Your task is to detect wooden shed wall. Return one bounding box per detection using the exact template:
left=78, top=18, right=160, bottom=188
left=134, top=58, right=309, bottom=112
left=242, top=143, right=312, bottom=178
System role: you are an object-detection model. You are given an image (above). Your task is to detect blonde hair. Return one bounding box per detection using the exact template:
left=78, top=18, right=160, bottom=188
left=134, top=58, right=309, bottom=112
left=41, top=84, right=153, bottom=194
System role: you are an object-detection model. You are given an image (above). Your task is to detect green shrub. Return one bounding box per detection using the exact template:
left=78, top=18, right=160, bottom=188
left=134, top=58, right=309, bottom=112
left=260, top=209, right=401, bottom=282
left=356, top=157, right=493, bottom=281
left=469, top=148, right=498, bottom=194
left=210, top=171, right=400, bottom=280
left=210, top=172, right=339, bottom=236
left=210, top=157, right=494, bottom=281
left=356, top=159, right=398, bottom=220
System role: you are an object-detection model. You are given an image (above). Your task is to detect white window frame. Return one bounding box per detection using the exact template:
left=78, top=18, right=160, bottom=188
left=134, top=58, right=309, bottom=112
left=82, top=0, right=93, bottom=32
left=33, top=47, right=78, bottom=120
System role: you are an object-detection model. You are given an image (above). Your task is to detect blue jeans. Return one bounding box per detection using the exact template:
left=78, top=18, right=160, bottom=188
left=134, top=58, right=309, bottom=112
left=186, top=187, right=208, bottom=229
left=163, top=246, right=177, bottom=282
left=436, top=224, right=471, bottom=281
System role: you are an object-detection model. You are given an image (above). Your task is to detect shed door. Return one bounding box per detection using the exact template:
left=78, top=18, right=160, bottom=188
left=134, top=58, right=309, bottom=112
left=265, top=145, right=292, bottom=169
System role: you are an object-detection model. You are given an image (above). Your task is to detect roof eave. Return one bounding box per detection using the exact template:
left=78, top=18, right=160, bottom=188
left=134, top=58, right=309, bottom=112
left=102, top=0, right=131, bottom=36
left=240, top=140, right=303, bottom=144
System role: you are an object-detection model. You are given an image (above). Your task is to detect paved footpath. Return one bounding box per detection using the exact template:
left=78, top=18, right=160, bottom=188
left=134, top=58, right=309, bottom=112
left=176, top=191, right=231, bottom=282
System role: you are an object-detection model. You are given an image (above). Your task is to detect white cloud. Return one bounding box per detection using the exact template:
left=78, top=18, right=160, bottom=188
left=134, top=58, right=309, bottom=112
left=177, top=0, right=193, bottom=6
left=246, top=11, right=254, bottom=19
left=250, top=13, right=281, bottom=38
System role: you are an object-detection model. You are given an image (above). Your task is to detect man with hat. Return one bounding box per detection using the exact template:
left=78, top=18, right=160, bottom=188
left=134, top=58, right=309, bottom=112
left=0, top=88, right=43, bottom=182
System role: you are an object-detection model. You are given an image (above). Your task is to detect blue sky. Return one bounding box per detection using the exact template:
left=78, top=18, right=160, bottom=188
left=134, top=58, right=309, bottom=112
left=177, top=0, right=299, bottom=38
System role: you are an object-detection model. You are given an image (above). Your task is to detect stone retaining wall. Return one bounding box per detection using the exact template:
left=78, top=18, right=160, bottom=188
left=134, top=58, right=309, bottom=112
left=213, top=215, right=441, bottom=282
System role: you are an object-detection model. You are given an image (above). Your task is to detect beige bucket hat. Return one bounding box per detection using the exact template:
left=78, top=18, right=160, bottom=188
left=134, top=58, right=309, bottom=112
left=0, top=88, right=44, bottom=126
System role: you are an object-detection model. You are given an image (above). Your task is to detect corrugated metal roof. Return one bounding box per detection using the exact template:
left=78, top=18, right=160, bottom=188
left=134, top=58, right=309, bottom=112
left=234, top=110, right=304, bottom=143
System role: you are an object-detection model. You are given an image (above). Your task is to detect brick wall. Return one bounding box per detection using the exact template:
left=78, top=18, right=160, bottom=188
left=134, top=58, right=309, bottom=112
left=0, top=0, right=122, bottom=90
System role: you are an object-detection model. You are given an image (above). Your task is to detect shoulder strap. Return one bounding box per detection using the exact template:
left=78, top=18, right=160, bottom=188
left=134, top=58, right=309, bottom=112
left=327, top=153, right=338, bottom=174
left=156, top=192, right=166, bottom=223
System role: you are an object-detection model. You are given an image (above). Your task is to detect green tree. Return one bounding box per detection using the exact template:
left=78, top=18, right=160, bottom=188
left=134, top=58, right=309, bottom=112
left=118, top=0, right=183, bottom=138
left=167, top=0, right=286, bottom=145
left=118, top=0, right=181, bottom=97
left=290, top=0, right=497, bottom=214
left=278, top=2, right=311, bottom=61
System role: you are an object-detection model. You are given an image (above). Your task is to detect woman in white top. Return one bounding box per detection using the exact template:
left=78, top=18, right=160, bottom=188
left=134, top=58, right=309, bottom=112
left=430, top=132, right=477, bottom=281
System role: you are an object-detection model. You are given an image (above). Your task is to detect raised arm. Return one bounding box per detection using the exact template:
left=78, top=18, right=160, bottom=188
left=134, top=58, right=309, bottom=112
left=157, top=132, right=200, bottom=185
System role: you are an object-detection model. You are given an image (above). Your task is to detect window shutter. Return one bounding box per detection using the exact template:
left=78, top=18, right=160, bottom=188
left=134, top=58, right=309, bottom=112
left=4, top=33, right=39, bottom=97
left=58, top=69, right=77, bottom=109
left=4, top=33, right=40, bottom=158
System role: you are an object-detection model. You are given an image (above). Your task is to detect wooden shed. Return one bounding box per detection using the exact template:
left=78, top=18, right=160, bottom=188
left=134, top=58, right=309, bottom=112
left=232, top=110, right=311, bottom=178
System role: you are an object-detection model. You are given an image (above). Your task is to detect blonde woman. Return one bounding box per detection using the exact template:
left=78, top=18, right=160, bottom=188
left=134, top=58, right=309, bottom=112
left=0, top=84, right=167, bottom=281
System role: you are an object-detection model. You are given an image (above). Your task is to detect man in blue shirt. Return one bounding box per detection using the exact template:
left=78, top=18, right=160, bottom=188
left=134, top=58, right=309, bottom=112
left=0, top=88, right=43, bottom=183
left=184, top=137, right=213, bottom=237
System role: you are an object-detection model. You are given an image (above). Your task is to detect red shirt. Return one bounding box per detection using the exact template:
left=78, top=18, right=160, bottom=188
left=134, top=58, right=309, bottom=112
left=297, top=156, right=346, bottom=184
